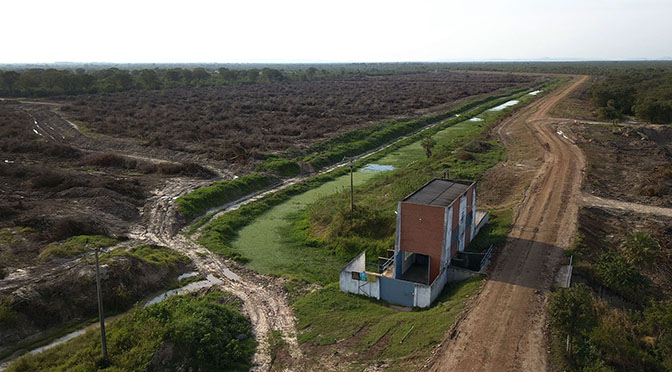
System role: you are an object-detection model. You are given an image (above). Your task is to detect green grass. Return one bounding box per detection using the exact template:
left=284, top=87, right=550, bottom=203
left=256, top=157, right=300, bottom=177
left=175, top=173, right=274, bottom=221
left=293, top=277, right=484, bottom=365
left=38, top=235, right=119, bottom=262
left=6, top=291, right=255, bottom=372
left=101, top=244, right=190, bottom=268
left=466, top=208, right=513, bottom=253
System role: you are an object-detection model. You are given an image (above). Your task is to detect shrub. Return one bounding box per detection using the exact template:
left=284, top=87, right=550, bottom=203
left=594, top=253, right=647, bottom=300
left=620, top=232, right=659, bottom=266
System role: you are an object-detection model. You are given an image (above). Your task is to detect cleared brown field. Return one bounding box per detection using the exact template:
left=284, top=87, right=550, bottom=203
left=56, top=72, right=543, bottom=162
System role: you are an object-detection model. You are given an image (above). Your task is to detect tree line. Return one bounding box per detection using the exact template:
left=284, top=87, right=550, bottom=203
left=0, top=67, right=308, bottom=97
left=591, top=69, right=672, bottom=124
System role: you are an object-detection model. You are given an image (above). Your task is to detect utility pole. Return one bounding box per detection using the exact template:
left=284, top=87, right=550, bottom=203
left=90, top=242, right=108, bottom=363
left=350, top=158, right=354, bottom=212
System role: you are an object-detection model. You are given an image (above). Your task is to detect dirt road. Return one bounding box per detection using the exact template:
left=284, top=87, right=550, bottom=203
left=426, top=76, right=588, bottom=372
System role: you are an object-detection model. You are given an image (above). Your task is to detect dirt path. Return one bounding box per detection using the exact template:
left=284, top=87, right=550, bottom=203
left=425, top=76, right=589, bottom=372
left=129, top=178, right=303, bottom=371
left=581, top=193, right=672, bottom=217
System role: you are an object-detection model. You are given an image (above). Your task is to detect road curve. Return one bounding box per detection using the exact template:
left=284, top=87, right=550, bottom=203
left=426, top=76, right=589, bottom=372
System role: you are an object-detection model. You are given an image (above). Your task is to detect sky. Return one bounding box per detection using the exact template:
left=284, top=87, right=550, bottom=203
left=2, top=0, right=671, bottom=63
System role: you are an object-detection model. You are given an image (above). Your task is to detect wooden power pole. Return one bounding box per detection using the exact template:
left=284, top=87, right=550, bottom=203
left=90, top=243, right=108, bottom=362
left=350, top=158, right=354, bottom=211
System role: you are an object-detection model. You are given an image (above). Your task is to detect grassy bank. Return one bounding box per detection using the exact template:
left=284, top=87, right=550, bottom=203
left=292, top=277, right=484, bottom=370
left=175, top=173, right=275, bottom=221
left=38, top=235, right=120, bottom=262
left=6, top=291, right=255, bottom=372
left=0, top=244, right=192, bottom=364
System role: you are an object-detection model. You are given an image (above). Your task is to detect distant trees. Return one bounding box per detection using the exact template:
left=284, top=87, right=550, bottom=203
left=592, top=70, right=672, bottom=123
left=0, top=66, right=290, bottom=97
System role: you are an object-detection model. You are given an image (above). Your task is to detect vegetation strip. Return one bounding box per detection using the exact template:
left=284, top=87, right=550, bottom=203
left=175, top=173, right=275, bottom=221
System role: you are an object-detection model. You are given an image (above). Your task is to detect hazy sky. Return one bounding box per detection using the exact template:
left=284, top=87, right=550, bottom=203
left=3, top=0, right=671, bottom=63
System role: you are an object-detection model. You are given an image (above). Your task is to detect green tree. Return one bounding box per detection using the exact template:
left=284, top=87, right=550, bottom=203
left=138, top=70, right=161, bottom=90
left=620, top=232, right=659, bottom=266
left=192, top=67, right=210, bottom=82
left=1, top=71, right=20, bottom=94
left=548, top=283, right=597, bottom=357
left=421, top=135, right=436, bottom=158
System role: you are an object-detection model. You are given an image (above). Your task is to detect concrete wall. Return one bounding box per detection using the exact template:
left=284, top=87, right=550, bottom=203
left=339, top=252, right=381, bottom=299
left=399, top=202, right=445, bottom=283
left=441, top=206, right=453, bottom=267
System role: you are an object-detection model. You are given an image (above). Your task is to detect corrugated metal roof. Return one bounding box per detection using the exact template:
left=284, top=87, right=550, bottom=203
left=403, top=179, right=472, bottom=207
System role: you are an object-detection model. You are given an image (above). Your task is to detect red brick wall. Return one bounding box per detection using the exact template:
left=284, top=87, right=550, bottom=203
left=466, top=185, right=473, bottom=214
left=400, top=202, right=445, bottom=283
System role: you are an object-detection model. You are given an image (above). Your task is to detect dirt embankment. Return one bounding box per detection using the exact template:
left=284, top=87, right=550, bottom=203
left=425, top=76, right=589, bottom=372
left=0, top=100, right=212, bottom=358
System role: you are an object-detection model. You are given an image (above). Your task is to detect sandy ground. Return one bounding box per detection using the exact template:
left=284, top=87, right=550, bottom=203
left=425, top=76, right=589, bottom=372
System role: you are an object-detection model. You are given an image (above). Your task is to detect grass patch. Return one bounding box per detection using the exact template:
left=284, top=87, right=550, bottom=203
left=38, top=235, right=119, bottom=262
left=466, top=208, right=513, bottom=253
left=101, top=244, right=190, bottom=268
left=294, top=277, right=483, bottom=365
left=176, top=173, right=275, bottom=221
left=257, top=157, right=300, bottom=177
left=6, top=291, right=255, bottom=372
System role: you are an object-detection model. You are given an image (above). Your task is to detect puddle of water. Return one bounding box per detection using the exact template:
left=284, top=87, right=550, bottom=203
left=146, top=274, right=223, bottom=306
left=360, top=164, right=395, bottom=172
left=27, top=330, right=85, bottom=356
left=469, top=117, right=483, bottom=122
left=488, top=100, right=519, bottom=112
left=177, top=271, right=199, bottom=280
left=528, top=90, right=542, bottom=95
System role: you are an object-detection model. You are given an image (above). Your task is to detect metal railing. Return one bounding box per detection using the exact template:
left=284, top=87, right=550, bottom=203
left=479, top=244, right=495, bottom=270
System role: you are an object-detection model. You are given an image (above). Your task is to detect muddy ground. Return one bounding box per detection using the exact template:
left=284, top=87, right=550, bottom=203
left=0, top=100, right=204, bottom=354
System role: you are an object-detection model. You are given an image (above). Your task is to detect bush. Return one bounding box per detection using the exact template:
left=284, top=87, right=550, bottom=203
left=594, top=252, right=647, bottom=301
left=620, top=232, right=659, bottom=266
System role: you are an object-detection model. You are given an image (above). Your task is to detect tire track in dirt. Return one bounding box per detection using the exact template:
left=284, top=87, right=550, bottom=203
left=581, top=193, right=672, bottom=217
left=8, top=101, right=300, bottom=371
left=425, top=76, right=588, bottom=372
left=129, top=178, right=303, bottom=372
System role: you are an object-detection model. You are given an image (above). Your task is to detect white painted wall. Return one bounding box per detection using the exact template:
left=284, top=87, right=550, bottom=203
left=442, top=206, right=453, bottom=267
left=339, top=252, right=381, bottom=300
